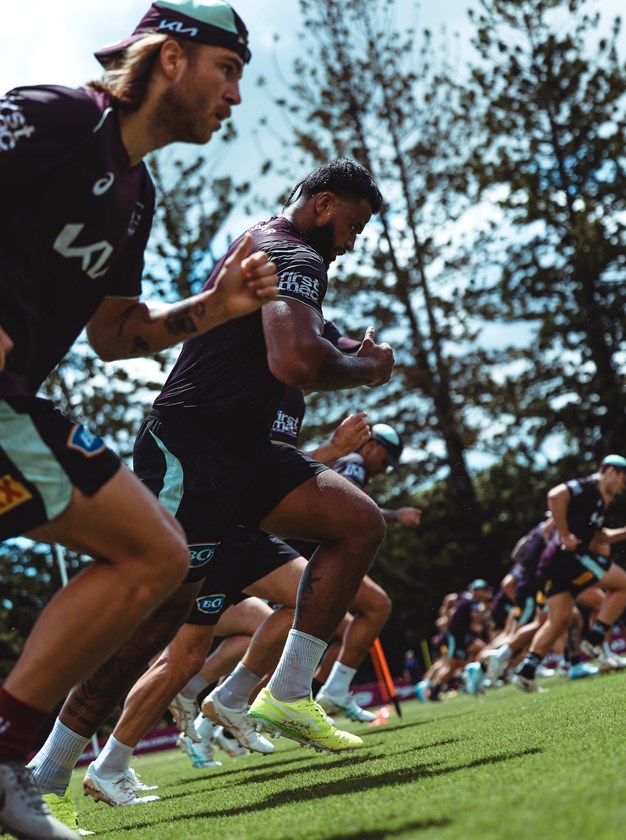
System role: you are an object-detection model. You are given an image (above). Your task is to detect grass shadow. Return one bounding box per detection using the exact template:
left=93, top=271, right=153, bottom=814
left=328, top=818, right=452, bottom=838
left=100, top=746, right=542, bottom=833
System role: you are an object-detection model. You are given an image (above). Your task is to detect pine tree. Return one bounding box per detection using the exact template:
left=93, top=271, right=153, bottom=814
left=463, top=0, right=626, bottom=460
left=262, top=0, right=484, bottom=511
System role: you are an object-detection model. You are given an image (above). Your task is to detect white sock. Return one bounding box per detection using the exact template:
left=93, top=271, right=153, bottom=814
left=268, top=629, right=327, bottom=703
left=496, top=644, right=513, bottom=664
left=217, top=663, right=261, bottom=709
left=27, top=719, right=90, bottom=796
left=194, top=713, right=215, bottom=740
left=180, top=675, right=209, bottom=700
left=323, top=662, right=357, bottom=697
left=92, top=735, right=134, bottom=779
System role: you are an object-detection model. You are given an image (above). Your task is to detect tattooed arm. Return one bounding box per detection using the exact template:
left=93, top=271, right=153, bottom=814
left=86, top=235, right=278, bottom=361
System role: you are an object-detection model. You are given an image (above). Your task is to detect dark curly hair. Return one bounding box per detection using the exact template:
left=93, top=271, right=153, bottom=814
left=285, top=158, right=383, bottom=213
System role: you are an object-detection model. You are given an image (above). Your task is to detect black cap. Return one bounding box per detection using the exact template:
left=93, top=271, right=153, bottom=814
left=95, top=1, right=251, bottom=67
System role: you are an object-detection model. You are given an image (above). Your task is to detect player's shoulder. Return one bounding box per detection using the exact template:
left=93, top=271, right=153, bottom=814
left=332, top=452, right=366, bottom=468
left=250, top=216, right=325, bottom=269
left=331, top=452, right=367, bottom=484
left=2, top=84, right=109, bottom=132
left=566, top=474, right=596, bottom=496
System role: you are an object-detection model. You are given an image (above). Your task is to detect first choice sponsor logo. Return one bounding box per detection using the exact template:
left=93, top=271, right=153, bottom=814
left=196, top=593, right=226, bottom=615
left=278, top=272, right=321, bottom=303
left=0, top=474, right=32, bottom=515
left=0, top=98, right=35, bottom=153
left=189, top=543, right=219, bottom=569
left=271, top=411, right=300, bottom=441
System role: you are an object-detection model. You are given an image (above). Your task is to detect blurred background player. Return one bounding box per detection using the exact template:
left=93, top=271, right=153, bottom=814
left=513, top=455, right=626, bottom=692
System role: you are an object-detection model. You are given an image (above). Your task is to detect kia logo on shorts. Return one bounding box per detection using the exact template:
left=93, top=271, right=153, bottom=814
left=196, top=595, right=225, bottom=614
left=188, top=543, right=219, bottom=568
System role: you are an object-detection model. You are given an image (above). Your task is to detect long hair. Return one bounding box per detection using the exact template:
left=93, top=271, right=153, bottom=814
left=87, top=34, right=201, bottom=112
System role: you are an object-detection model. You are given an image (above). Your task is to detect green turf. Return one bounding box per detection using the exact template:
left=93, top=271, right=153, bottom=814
left=69, top=672, right=626, bottom=839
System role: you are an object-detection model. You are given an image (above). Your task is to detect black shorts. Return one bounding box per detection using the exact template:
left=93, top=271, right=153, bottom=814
left=134, top=409, right=326, bottom=581
left=512, top=577, right=541, bottom=625
left=444, top=630, right=477, bottom=660
left=0, top=396, right=121, bottom=540
left=186, top=532, right=301, bottom=626
left=538, top=544, right=611, bottom=598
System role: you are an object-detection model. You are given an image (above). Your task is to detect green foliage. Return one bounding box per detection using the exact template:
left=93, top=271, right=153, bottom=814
left=463, top=0, right=626, bottom=458
left=267, top=0, right=484, bottom=507
left=0, top=542, right=86, bottom=681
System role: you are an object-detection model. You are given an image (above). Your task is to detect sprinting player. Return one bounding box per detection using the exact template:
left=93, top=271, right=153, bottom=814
left=205, top=420, right=421, bottom=736
left=28, top=159, right=393, bottom=809
left=0, top=2, right=278, bottom=837
left=416, top=580, right=492, bottom=701
left=80, top=403, right=370, bottom=803
left=31, top=360, right=370, bottom=809
left=488, top=532, right=532, bottom=635
left=171, top=596, right=275, bottom=770
left=513, top=455, right=626, bottom=692
left=483, top=520, right=552, bottom=681
left=314, top=425, right=422, bottom=721
left=484, top=518, right=604, bottom=681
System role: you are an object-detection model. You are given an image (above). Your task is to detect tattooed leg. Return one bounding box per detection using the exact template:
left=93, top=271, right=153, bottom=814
left=59, top=581, right=201, bottom=735
left=260, top=470, right=385, bottom=642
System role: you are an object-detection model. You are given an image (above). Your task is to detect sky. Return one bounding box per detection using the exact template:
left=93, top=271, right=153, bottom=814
left=3, top=0, right=623, bottom=199
left=0, top=0, right=479, bottom=198
left=3, top=0, right=624, bottom=473
left=4, top=0, right=622, bottom=215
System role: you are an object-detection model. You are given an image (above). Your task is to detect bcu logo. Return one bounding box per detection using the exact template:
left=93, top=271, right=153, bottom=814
left=196, top=594, right=226, bottom=615
left=189, top=543, right=219, bottom=569
left=67, top=425, right=106, bottom=457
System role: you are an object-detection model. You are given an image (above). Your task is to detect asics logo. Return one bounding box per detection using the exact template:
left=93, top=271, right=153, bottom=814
left=93, top=171, right=115, bottom=196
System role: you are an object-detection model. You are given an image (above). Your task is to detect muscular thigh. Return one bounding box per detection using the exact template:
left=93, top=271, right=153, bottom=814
left=243, top=553, right=307, bottom=605
left=29, top=463, right=185, bottom=566
left=214, top=597, right=274, bottom=638
left=262, top=468, right=382, bottom=544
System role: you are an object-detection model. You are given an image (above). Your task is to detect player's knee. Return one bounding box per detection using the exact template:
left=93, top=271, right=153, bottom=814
left=347, top=497, right=386, bottom=551
left=147, top=528, right=190, bottom=591
left=374, top=590, right=393, bottom=622
left=179, top=646, right=209, bottom=678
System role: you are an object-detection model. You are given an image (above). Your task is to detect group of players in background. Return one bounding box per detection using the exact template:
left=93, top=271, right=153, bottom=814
left=415, top=458, right=626, bottom=702
left=1, top=2, right=625, bottom=839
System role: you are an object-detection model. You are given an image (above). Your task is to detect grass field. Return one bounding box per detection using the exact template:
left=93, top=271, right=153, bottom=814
left=70, top=672, right=626, bottom=840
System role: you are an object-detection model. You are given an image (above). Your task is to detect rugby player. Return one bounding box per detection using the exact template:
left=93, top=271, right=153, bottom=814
left=74, top=396, right=370, bottom=805
left=0, top=2, right=277, bottom=837
left=513, top=455, right=626, bottom=692
left=314, top=425, right=422, bottom=721
left=28, top=158, right=393, bottom=809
